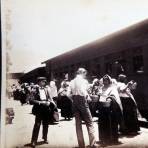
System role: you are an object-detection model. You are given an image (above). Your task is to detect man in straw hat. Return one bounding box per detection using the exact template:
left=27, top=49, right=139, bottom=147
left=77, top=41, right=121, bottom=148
left=30, top=77, right=55, bottom=147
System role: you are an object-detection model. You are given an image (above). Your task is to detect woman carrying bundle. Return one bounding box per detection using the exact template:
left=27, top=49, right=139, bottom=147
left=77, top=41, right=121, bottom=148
left=97, top=75, right=123, bottom=146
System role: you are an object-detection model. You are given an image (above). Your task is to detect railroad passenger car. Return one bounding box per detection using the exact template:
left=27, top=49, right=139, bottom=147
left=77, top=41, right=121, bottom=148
left=43, top=19, right=148, bottom=120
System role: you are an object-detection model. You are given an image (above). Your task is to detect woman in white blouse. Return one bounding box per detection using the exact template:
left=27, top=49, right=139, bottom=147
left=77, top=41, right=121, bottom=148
left=97, top=74, right=123, bottom=146
left=58, top=80, right=73, bottom=120
left=117, top=74, right=140, bottom=135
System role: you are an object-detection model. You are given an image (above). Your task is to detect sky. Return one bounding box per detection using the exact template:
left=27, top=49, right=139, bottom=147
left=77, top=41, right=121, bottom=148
left=4, top=0, right=148, bottom=73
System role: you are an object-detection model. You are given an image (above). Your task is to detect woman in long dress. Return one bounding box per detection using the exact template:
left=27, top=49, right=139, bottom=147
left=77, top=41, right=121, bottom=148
left=98, top=75, right=123, bottom=146
left=88, top=78, right=102, bottom=117
left=58, top=80, right=73, bottom=120
left=117, top=74, right=140, bottom=135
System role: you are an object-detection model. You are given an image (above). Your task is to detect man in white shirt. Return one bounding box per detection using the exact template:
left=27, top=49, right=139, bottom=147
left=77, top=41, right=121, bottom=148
left=48, top=80, right=58, bottom=99
left=70, top=68, right=97, bottom=148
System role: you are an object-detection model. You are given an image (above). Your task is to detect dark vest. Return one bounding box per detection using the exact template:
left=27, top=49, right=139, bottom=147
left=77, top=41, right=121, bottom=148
left=31, top=87, right=52, bottom=116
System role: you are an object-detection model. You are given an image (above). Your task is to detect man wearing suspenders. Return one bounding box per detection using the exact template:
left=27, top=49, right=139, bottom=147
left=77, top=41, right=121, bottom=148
left=70, top=68, right=98, bottom=148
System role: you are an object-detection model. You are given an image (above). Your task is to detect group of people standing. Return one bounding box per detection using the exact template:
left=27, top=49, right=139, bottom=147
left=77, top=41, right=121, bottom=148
left=89, top=73, right=140, bottom=146
left=13, top=67, right=140, bottom=148
left=28, top=77, right=73, bottom=148
left=10, top=82, right=36, bottom=105
left=71, top=68, right=140, bottom=148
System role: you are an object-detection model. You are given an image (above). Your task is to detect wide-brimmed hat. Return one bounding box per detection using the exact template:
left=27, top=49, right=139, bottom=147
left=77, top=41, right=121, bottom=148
left=118, top=74, right=127, bottom=82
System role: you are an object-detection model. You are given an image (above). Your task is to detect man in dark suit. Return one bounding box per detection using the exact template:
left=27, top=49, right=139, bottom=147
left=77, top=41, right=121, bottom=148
left=30, top=77, right=55, bottom=148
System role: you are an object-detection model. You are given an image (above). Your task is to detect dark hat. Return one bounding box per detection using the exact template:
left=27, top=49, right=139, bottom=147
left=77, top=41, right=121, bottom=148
left=37, top=77, right=47, bottom=82
left=118, top=74, right=127, bottom=82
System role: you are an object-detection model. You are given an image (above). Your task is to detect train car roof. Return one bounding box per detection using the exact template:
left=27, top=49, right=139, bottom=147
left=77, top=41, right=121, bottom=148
left=19, top=66, right=46, bottom=82
left=42, top=19, right=148, bottom=66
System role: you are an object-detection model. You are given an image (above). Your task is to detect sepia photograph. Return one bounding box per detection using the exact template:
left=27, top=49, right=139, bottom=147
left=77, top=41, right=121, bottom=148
left=1, top=0, right=148, bottom=148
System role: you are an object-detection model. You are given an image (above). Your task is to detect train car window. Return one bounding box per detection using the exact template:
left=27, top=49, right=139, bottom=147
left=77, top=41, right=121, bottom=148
left=59, top=72, right=63, bottom=78
left=91, top=63, right=100, bottom=76
left=94, top=57, right=100, bottom=63
left=105, top=62, right=112, bottom=75
left=118, top=59, right=126, bottom=72
left=84, top=61, right=90, bottom=71
left=133, top=55, right=144, bottom=73
left=133, top=47, right=143, bottom=55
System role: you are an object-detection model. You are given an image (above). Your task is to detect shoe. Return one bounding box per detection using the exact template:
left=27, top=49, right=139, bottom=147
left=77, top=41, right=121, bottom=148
left=96, top=141, right=103, bottom=144
left=91, top=143, right=99, bottom=148
left=30, top=142, right=36, bottom=148
left=96, top=141, right=107, bottom=147
left=129, top=131, right=140, bottom=135
left=110, top=140, right=122, bottom=145
left=43, top=140, right=49, bottom=144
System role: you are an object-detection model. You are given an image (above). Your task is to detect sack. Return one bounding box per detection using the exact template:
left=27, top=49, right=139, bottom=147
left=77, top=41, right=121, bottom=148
left=53, top=111, right=59, bottom=122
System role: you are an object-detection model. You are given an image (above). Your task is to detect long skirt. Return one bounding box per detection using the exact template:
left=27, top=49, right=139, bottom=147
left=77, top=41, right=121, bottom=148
left=120, top=97, right=140, bottom=134
left=60, top=96, right=73, bottom=119
left=89, top=102, right=98, bottom=117
left=19, top=92, right=27, bottom=105
left=98, top=100, right=121, bottom=144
